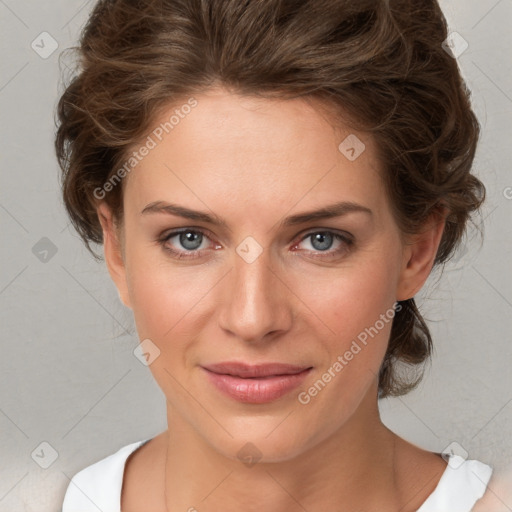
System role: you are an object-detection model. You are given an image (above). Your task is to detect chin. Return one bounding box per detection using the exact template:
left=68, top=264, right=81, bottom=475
left=205, top=420, right=318, bottom=465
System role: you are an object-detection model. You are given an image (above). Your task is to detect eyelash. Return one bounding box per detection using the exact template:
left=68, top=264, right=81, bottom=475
left=157, top=228, right=354, bottom=261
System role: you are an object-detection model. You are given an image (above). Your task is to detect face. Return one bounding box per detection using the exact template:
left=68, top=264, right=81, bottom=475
left=99, top=87, right=440, bottom=463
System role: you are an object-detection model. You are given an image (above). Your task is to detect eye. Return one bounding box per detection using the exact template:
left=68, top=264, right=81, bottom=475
left=292, top=230, right=354, bottom=259
left=157, top=228, right=354, bottom=261
left=158, top=228, right=217, bottom=259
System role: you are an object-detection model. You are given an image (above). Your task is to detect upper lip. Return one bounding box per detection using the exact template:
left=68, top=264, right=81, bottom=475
left=202, top=362, right=312, bottom=378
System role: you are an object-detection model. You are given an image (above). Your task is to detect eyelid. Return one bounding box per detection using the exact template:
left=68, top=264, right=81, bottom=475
left=294, top=227, right=354, bottom=244
left=159, top=226, right=216, bottom=244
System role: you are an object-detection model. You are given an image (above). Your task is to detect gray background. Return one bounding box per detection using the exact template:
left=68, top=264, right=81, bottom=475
left=1, top=1, right=511, bottom=510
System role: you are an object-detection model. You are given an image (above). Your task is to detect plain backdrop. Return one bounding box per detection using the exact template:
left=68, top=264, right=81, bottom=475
left=0, top=1, right=511, bottom=510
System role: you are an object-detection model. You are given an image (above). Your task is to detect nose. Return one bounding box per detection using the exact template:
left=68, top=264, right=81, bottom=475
left=218, top=246, right=294, bottom=343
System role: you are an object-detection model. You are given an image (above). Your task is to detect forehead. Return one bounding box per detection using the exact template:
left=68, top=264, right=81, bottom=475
left=122, top=88, right=387, bottom=220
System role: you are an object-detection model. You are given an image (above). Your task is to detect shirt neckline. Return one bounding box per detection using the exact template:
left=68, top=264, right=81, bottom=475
left=119, top=441, right=491, bottom=511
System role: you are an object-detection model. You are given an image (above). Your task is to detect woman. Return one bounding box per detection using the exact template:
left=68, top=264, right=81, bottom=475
left=56, top=0, right=493, bottom=510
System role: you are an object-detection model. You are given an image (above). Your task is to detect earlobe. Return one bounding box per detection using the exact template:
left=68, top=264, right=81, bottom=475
left=396, top=209, right=447, bottom=301
left=96, top=202, right=132, bottom=309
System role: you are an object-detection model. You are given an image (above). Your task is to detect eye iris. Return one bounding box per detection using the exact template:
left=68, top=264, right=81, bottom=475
left=180, top=231, right=202, bottom=250
left=311, top=232, right=333, bottom=251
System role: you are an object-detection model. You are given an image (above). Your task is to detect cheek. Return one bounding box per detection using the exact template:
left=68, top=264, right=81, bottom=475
left=125, top=258, right=212, bottom=396
left=293, top=268, right=398, bottom=424
left=125, top=245, right=206, bottom=343
left=294, top=258, right=399, bottom=343
left=292, top=251, right=400, bottom=400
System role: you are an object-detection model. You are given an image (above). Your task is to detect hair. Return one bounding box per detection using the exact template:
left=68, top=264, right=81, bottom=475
left=55, top=0, right=485, bottom=398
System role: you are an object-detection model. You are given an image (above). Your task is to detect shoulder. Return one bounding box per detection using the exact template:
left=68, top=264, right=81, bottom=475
left=418, top=454, right=493, bottom=512
left=61, top=439, right=150, bottom=512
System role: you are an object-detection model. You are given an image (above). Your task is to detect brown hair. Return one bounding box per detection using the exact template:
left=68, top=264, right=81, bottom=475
left=55, top=0, right=485, bottom=398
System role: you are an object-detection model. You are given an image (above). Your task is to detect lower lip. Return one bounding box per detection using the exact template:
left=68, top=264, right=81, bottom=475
left=202, top=367, right=312, bottom=404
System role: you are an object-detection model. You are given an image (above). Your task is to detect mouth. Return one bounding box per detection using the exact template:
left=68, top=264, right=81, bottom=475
left=201, top=362, right=313, bottom=403
left=201, top=361, right=312, bottom=378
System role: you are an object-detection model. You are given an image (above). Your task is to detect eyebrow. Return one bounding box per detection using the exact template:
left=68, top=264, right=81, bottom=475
left=140, top=200, right=373, bottom=228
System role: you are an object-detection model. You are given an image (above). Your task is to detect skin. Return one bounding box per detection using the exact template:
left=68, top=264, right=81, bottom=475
left=97, top=86, right=448, bottom=512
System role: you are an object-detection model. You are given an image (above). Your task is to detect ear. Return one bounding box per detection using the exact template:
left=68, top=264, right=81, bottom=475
left=96, top=202, right=132, bottom=309
left=396, top=207, right=447, bottom=301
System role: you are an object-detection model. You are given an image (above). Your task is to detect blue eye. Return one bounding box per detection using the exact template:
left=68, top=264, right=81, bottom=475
left=157, top=228, right=353, bottom=260
left=302, top=232, right=337, bottom=251
left=293, top=231, right=354, bottom=258
left=174, top=230, right=205, bottom=251
left=159, top=229, right=212, bottom=259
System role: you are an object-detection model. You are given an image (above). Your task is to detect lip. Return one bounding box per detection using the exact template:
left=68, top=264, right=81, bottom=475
left=202, top=362, right=311, bottom=378
left=201, top=362, right=313, bottom=403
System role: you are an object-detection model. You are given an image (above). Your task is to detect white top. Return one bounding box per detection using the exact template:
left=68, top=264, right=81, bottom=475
left=62, top=439, right=493, bottom=512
